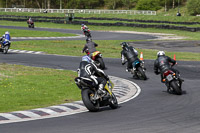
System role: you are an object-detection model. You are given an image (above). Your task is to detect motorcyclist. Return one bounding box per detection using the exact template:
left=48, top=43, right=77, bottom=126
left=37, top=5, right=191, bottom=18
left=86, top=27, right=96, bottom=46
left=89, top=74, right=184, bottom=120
left=154, top=51, right=182, bottom=83
left=27, top=17, right=33, bottom=23
left=81, top=24, right=89, bottom=32
left=77, top=55, right=109, bottom=94
left=82, top=38, right=98, bottom=58
left=81, top=24, right=90, bottom=37
left=120, top=42, right=141, bottom=72
left=0, top=31, right=11, bottom=47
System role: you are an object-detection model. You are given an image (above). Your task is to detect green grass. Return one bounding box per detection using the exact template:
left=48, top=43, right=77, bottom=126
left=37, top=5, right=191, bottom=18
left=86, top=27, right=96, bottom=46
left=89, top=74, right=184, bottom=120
left=0, top=64, right=80, bottom=113
left=1, top=6, right=200, bottom=22
left=1, top=20, right=200, bottom=40
left=0, top=27, right=76, bottom=37
left=11, top=40, right=200, bottom=61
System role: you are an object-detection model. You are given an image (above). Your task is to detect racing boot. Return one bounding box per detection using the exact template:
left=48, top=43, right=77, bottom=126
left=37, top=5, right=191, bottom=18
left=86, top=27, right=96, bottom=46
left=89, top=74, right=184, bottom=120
left=97, top=84, right=106, bottom=94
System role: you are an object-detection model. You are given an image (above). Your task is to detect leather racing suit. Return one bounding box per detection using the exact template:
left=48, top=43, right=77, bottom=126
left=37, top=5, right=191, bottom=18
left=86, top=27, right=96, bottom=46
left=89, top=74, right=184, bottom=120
left=77, top=61, right=109, bottom=91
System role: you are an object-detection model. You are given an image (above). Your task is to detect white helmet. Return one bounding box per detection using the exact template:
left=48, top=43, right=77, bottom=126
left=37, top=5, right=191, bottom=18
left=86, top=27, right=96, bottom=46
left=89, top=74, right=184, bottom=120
left=5, top=31, right=9, bottom=34
left=157, top=51, right=165, bottom=57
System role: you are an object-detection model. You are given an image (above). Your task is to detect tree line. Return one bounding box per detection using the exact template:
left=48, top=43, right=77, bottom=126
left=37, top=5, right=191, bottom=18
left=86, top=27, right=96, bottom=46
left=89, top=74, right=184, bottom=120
left=0, top=0, right=199, bottom=15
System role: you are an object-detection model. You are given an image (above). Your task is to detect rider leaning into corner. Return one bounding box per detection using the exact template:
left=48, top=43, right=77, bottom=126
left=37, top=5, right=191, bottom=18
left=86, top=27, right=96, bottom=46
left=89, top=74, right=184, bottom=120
left=81, top=24, right=89, bottom=33
left=121, top=42, right=143, bottom=73
left=77, top=55, right=109, bottom=94
left=27, top=17, right=33, bottom=23
left=0, top=31, right=11, bottom=47
left=82, top=38, right=98, bottom=58
left=154, top=51, right=184, bottom=86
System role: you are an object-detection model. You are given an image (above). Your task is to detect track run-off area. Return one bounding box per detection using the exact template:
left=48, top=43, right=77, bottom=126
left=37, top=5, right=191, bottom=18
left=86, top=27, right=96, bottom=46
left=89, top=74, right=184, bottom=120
left=0, top=25, right=200, bottom=133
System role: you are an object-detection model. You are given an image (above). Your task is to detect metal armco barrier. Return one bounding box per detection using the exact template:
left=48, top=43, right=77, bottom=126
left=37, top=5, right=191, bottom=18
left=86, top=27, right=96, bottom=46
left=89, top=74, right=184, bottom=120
left=0, top=8, right=156, bottom=15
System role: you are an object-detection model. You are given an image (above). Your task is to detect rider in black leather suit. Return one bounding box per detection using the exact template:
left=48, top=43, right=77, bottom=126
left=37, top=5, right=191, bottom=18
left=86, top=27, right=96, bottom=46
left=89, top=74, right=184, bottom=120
left=77, top=55, right=109, bottom=93
left=154, top=51, right=179, bottom=83
left=120, top=42, right=140, bottom=72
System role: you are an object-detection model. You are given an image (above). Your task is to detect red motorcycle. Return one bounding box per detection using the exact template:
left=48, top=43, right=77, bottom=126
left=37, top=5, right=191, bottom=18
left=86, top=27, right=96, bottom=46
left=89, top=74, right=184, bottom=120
left=162, top=69, right=183, bottom=95
left=86, top=50, right=105, bottom=70
left=82, top=27, right=91, bottom=38
left=27, top=20, right=34, bottom=28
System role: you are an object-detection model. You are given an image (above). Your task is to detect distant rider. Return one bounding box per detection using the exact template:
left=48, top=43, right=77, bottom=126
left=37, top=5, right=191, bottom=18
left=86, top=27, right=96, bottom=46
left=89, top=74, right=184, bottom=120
left=82, top=38, right=98, bottom=58
left=0, top=31, right=11, bottom=47
left=120, top=42, right=141, bottom=72
left=27, top=17, right=33, bottom=24
left=77, top=55, right=109, bottom=94
left=154, top=51, right=182, bottom=83
left=81, top=24, right=89, bottom=32
left=81, top=24, right=90, bottom=36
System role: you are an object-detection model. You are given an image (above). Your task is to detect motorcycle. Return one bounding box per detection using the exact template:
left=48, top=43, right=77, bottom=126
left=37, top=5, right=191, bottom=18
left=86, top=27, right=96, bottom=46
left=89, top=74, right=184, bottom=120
left=27, top=20, right=34, bottom=28
left=86, top=50, right=105, bottom=70
left=75, top=77, right=118, bottom=112
left=0, top=41, right=10, bottom=54
left=83, top=28, right=91, bottom=38
left=162, top=69, right=183, bottom=95
left=91, top=51, right=105, bottom=70
left=130, top=59, right=147, bottom=80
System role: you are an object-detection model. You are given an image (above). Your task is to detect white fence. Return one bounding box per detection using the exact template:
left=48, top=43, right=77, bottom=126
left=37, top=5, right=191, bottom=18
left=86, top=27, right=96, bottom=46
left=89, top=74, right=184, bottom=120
left=0, top=8, right=156, bottom=15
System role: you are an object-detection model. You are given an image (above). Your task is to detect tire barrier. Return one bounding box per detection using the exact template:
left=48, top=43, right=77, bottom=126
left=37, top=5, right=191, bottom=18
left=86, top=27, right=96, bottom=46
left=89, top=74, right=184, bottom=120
left=0, top=16, right=199, bottom=32
left=1, top=15, right=199, bottom=25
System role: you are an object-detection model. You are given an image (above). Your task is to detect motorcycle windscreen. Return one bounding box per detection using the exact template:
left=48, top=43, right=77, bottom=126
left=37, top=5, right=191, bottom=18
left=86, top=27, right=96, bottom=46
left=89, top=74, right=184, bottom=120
left=132, top=60, right=140, bottom=68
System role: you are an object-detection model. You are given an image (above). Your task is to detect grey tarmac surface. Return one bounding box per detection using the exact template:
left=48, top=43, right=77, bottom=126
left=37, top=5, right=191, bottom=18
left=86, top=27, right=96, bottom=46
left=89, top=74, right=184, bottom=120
left=0, top=25, right=156, bottom=41
left=0, top=25, right=200, bottom=133
left=129, top=40, right=200, bottom=53
left=0, top=52, right=200, bottom=133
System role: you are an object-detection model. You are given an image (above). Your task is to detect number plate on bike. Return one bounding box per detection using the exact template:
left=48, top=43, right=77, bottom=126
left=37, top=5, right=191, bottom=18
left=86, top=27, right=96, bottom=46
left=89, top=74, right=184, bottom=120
left=166, top=75, right=173, bottom=81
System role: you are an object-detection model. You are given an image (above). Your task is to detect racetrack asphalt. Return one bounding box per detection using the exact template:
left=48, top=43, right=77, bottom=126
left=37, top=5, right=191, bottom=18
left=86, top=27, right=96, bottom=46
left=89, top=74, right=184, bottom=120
left=0, top=25, right=200, bottom=133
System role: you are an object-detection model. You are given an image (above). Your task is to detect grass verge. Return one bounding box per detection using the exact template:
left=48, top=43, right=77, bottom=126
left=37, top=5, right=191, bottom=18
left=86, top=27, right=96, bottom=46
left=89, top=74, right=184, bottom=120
left=1, top=20, right=200, bottom=40
left=0, top=27, right=76, bottom=37
left=0, top=64, right=80, bottom=113
left=11, top=40, right=200, bottom=61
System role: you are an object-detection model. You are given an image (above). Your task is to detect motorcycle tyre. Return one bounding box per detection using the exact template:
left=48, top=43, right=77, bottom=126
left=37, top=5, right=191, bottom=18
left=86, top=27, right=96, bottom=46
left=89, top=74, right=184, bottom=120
left=137, top=67, right=147, bottom=80
left=109, top=93, right=118, bottom=109
left=3, top=45, right=9, bottom=54
left=85, top=32, right=91, bottom=38
left=81, top=89, right=100, bottom=112
left=96, top=57, right=105, bottom=70
left=170, top=80, right=182, bottom=95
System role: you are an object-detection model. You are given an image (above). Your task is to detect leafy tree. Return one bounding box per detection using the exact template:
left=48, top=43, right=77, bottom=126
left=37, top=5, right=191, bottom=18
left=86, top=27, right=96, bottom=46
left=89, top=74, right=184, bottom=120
left=121, top=0, right=139, bottom=9
left=104, top=0, right=123, bottom=9
left=187, top=0, right=200, bottom=16
left=136, top=0, right=161, bottom=11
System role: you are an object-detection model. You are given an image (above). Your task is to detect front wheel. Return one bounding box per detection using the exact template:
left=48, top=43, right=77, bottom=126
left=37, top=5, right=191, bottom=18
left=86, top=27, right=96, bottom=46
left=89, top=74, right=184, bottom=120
left=96, top=57, right=105, bottom=70
left=109, top=93, right=118, bottom=109
left=81, top=89, right=100, bottom=112
left=170, top=80, right=182, bottom=95
left=3, top=45, right=9, bottom=54
left=137, top=67, right=147, bottom=80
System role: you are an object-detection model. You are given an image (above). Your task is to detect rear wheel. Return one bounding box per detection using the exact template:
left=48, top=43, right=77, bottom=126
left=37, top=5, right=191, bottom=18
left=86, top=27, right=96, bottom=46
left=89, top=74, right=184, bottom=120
left=85, top=31, right=91, bottom=38
left=170, top=80, right=182, bottom=95
left=96, top=57, right=105, bottom=70
left=137, top=67, right=147, bottom=80
left=81, top=89, right=99, bottom=112
left=3, top=45, right=9, bottom=54
left=109, top=93, right=118, bottom=109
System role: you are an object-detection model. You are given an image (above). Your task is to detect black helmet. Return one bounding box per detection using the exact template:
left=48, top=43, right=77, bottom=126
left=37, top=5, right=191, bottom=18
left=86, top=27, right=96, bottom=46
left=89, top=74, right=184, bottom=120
left=86, top=38, right=92, bottom=43
left=121, top=42, right=129, bottom=49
